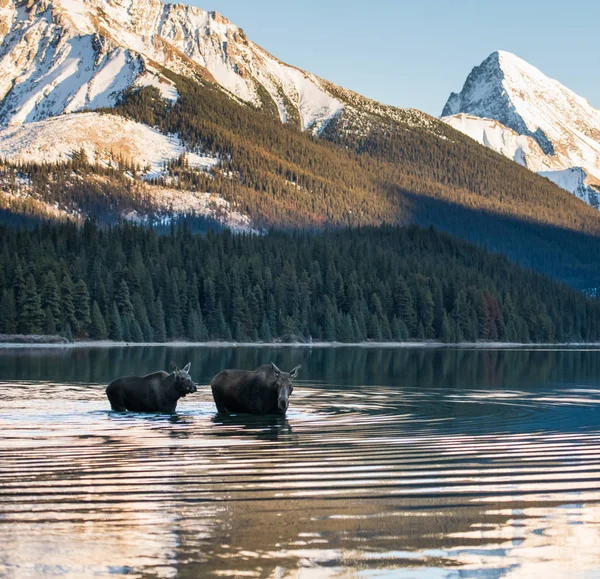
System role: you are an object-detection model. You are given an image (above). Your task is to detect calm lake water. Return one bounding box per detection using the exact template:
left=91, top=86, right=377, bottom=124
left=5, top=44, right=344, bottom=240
left=1, top=346, right=600, bottom=578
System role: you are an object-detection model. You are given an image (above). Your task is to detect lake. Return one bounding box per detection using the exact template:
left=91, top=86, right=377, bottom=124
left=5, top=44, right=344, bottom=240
left=1, top=346, right=600, bottom=578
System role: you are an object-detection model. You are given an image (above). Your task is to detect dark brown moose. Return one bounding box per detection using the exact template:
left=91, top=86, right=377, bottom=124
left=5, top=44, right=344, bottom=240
left=106, top=362, right=197, bottom=413
left=211, top=363, right=301, bottom=415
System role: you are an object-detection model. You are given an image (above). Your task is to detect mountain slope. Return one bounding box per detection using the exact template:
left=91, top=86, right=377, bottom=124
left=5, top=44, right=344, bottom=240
left=442, top=51, right=600, bottom=207
left=0, top=112, right=218, bottom=173
left=1, top=3, right=600, bottom=289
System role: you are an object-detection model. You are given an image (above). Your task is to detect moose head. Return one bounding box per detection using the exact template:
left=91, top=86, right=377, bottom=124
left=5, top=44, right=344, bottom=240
left=270, top=362, right=301, bottom=413
left=170, top=362, right=197, bottom=396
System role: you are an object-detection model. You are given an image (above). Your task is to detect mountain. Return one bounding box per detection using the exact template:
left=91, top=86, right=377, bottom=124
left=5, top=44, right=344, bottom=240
left=1, top=2, right=600, bottom=289
left=442, top=51, right=600, bottom=208
left=0, top=0, right=438, bottom=226
left=0, top=0, right=347, bottom=132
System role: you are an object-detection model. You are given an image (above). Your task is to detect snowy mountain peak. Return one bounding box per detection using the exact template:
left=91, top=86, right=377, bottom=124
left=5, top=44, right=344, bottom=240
left=0, top=0, right=344, bottom=132
left=442, top=50, right=600, bottom=209
left=442, top=50, right=563, bottom=155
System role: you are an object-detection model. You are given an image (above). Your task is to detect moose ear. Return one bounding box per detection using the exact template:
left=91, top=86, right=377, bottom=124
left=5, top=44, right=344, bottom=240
left=290, top=364, right=301, bottom=379
left=170, top=361, right=179, bottom=372
left=271, top=362, right=281, bottom=375
left=183, top=362, right=191, bottom=374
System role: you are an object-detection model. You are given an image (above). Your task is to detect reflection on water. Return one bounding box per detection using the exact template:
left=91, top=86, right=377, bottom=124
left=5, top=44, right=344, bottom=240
left=1, top=347, right=600, bottom=577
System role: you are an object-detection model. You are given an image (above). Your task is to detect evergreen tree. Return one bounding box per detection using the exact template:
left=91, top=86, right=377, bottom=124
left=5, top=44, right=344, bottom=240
left=186, top=307, right=207, bottom=342
left=132, top=294, right=152, bottom=341
left=440, top=312, right=453, bottom=343
left=129, top=318, right=144, bottom=343
left=259, top=314, right=272, bottom=342
left=502, top=293, right=518, bottom=342
left=44, top=306, right=57, bottom=335
left=416, top=321, right=425, bottom=340
left=108, top=302, right=123, bottom=341
left=323, top=306, right=336, bottom=341
left=19, top=275, right=45, bottom=334
left=215, top=302, right=232, bottom=341
left=416, top=285, right=434, bottom=338
left=115, top=280, right=134, bottom=317
left=122, top=316, right=132, bottom=342
left=142, top=316, right=154, bottom=342
left=451, top=289, right=470, bottom=342
left=60, top=274, right=77, bottom=330
left=74, top=279, right=91, bottom=335
left=0, top=289, right=17, bottom=334
left=391, top=316, right=409, bottom=341
left=12, top=261, right=25, bottom=311
left=368, top=314, right=382, bottom=341
left=41, top=271, right=61, bottom=321
left=62, top=323, right=73, bottom=343
left=152, top=298, right=167, bottom=343
left=90, top=301, right=108, bottom=340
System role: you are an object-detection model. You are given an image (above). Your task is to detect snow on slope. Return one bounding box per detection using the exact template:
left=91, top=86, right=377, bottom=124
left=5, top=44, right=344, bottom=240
left=539, top=168, right=600, bottom=209
left=0, top=112, right=217, bottom=175
left=135, top=71, right=179, bottom=103
left=0, top=0, right=344, bottom=133
left=0, top=12, right=143, bottom=126
left=442, top=113, right=551, bottom=170
left=0, top=0, right=443, bottom=150
left=442, top=51, right=600, bottom=209
left=127, top=187, right=256, bottom=233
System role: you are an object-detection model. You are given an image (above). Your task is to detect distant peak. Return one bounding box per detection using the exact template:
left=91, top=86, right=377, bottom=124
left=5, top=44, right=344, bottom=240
left=482, top=50, right=548, bottom=79
left=493, top=50, right=519, bottom=60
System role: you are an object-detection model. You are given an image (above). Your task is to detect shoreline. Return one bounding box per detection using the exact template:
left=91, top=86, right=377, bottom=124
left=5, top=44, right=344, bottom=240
left=1, top=340, right=600, bottom=350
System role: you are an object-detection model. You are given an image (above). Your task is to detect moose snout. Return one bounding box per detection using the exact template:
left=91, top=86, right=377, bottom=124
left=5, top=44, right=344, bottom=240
left=278, top=399, right=288, bottom=412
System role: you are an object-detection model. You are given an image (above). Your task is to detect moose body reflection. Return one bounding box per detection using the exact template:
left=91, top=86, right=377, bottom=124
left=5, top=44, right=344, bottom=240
left=211, top=363, right=301, bottom=415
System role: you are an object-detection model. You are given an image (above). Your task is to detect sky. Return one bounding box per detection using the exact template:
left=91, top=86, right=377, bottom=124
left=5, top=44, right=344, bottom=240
left=180, top=0, right=600, bottom=116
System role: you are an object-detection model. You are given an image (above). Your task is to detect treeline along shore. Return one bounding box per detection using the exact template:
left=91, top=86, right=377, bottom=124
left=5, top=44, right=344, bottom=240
left=0, top=221, right=598, bottom=344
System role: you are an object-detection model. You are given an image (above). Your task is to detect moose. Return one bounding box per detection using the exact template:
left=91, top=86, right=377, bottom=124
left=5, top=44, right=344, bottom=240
left=106, top=362, right=197, bottom=413
left=210, top=362, right=301, bottom=415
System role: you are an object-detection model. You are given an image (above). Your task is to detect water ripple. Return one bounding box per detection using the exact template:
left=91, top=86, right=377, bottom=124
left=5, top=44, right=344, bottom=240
left=1, top=355, right=600, bottom=577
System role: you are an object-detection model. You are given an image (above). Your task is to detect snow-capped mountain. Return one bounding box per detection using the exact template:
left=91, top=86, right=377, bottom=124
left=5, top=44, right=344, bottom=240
left=442, top=51, right=600, bottom=208
left=0, top=0, right=439, bottom=181
left=0, top=0, right=344, bottom=131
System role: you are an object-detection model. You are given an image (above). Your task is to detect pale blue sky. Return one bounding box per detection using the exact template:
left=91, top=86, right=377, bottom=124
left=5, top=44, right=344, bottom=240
left=180, top=0, right=600, bottom=116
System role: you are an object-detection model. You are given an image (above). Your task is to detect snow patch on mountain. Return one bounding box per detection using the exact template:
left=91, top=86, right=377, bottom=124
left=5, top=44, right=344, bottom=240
left=441, top=113, right=570, bottom=173
left=129, top=187, right=256, bottom=233
left=250, top=47, right=344, bottom=130
left=0, top=112, right=217, bottom=175
left=0, top=32, right=142, bottom=126
left=135, top=71, right=179, bottom=103
left=442, top=113, right=549, bottom=169
left=539, top=168, right=600, bottom=209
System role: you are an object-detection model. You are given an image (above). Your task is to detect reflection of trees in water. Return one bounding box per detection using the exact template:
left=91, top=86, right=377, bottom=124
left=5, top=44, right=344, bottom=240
left=1, top=346, right=599, bottom=392
left=304, top=348, right=600, bottom=390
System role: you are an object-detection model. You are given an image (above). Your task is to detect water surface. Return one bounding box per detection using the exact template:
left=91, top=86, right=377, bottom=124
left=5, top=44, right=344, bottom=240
left=1, top=346, right=600, bottom=578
